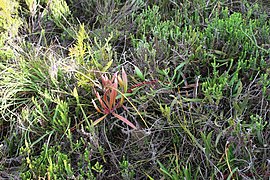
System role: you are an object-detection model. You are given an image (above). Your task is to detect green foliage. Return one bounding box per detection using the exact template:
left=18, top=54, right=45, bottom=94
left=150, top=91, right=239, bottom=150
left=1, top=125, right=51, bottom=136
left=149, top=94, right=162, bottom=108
left=119, top=157, right=135, bottom=180
left=158, top=159, right=195, bottom=180
left=205, top=11, right=246, bottom=54
left=200, top=131, right=213, bottom=159
left=134, top=65, right=145, bottom=81
left=69, top=24, right=114, bottom=89
left=159, top=104, right=171, bottom=122
left=204, top=10, right=270, bottom=72
left=0, top=0, right=22, bottom=59
left=249, top=114, right=268, bottom=144
left=260, top=73, right=270, bottom=97
left=49, top=0, right=70, bottom=24
left=202, top=9, right=270, bottom=104
left=31, top=94, right=70, bottom=134
left=201, top=58, right=241, bottom=105
left=20, top=144, right=74, bottom=179
left=70, top=0, right=143, bottom=28
left=132, top=5, right=182, bottom=45
left=1, top=0, right=270, bottom=179
left=0, top=0, right=21, bottom=36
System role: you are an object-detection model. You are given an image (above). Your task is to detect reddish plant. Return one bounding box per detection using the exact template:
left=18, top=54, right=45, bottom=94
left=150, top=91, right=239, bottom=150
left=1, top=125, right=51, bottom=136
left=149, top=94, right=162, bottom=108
left=92, top=68, right=136, bottom=129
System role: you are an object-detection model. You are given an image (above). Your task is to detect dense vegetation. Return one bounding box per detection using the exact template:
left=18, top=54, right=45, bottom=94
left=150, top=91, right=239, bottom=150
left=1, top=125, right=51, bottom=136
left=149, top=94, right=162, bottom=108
left=0, top=0, right=269, bottom=179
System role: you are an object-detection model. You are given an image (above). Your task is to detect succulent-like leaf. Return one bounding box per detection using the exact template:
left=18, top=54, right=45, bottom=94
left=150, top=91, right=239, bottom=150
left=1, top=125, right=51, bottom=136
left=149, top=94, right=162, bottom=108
left=102, top=59, right=113, bottom=72
left=92, top=99, right=102, bottom=113
left=122, top=67, right=128, bottom=92
left=73, top=87, right=79, bottom=102
left=101, top=74, right=109, bottom=87
left=117, top=75, right=124, bottom=88
left=94, top=89, right=108, bottom=111
left=93, top=114, right=108, bottom=126
left=103, top=89, right=110, bottom=107
left=112, top=112, right=136, bottom=129
left=109, top=78, right=118, bottom=109
left=93, top=68, right=133, bottom=127
left=111, top=72, right=118, bottom=84
left=134, top=65, right=145, bottom=81
left=119, top=96, right=125, bottom=107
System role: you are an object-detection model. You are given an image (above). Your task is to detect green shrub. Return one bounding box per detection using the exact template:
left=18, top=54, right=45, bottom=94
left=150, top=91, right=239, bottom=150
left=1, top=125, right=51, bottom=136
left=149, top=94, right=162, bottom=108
left=20, top=144, right=74, bottom=179
left=69, top=24, right=114, bottom=89
left=0, top=0, right=22, bottom=60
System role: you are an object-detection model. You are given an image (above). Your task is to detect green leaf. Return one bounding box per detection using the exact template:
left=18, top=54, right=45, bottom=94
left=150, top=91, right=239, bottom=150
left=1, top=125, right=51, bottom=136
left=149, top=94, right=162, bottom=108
left=73, top=87, right=78, bottom=99
left=116, top=93, right=134, bottom=99
left=157, top=160, right=173, bottom=179
left=102, top=60, right=113, bottom=72
left=182, top=97, right=202, bottom=102
left=172, top=62, right=186, bottom=80
left=134, top=65, right=145, bottom=81
left=121, top=67, right=128, bottom=92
